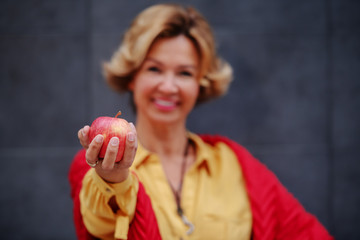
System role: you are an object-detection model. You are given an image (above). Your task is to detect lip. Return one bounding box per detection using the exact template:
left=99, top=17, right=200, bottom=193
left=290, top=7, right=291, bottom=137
left=153, top=98, right=178, bottom=111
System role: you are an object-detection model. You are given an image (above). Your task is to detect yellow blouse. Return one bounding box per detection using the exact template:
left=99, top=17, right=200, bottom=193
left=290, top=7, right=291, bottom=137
left=80, top=133, right=252, bottom=240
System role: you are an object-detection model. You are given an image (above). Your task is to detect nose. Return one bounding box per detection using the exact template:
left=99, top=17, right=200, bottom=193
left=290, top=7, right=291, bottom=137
left=158, top=73, right=178, bottom=94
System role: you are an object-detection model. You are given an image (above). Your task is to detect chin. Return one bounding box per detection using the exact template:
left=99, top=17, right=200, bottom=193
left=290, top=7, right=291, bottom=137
left=153, top=114, right=181, bottom=125
left=149, top=110, right=185, bottom=125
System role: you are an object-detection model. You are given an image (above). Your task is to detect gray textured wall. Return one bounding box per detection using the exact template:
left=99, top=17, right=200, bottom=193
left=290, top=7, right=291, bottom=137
left=0, top=0, right=359, bottom=239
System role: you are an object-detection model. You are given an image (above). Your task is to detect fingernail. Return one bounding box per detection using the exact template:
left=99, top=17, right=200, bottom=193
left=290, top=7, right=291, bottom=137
left=128, top=132, right=135, bottom=142
left=81, top=128, right=86, bottom=137
left=95, top=135, right=103, bottom=143
left=110, top=137, right=119, bottom=146
left=82, top=126, right=89, bottom=136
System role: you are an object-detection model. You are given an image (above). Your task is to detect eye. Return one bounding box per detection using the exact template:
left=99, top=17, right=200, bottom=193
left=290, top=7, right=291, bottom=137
left=148, top=66, right=160, bottom=72
left=179, top=71, right=193, bottom=77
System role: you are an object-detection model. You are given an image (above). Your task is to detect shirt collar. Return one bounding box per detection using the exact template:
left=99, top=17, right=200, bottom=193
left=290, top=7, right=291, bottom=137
left=188, top=132, right=214, bottom=175
left=132, top=132, right=214, bottom=175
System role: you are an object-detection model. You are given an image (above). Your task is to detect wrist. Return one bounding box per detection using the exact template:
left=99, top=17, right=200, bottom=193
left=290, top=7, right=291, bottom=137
left=100, top=168, right=130, bottom=184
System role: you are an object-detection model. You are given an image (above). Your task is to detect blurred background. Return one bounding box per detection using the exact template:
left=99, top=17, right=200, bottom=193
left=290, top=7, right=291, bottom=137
left=0, top=0, right=359, bottom=239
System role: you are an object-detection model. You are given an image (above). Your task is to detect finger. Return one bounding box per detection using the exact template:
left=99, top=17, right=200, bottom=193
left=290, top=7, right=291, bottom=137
left=102, top=137, right=119, bottom=170
left=129, top=122, right=137, bottom=137
left=122, top=123, right=137, bottom=167
left=77, top=125, right=89, bottom=140
left=130, top=122, right=138, bottom=150
left=78, top=125, right=90, bottom=148
left=82, top=125, right=90, bottom=137
left=85, top=134, right=103, bottom=165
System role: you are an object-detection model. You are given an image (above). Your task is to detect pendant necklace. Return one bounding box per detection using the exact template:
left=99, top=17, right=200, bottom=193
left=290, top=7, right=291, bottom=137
left=167, top=138, right=195, bottom=235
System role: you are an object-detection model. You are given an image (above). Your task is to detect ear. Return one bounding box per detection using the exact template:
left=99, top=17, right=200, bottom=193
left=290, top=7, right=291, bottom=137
left=128, top=80, right=135, bottom=91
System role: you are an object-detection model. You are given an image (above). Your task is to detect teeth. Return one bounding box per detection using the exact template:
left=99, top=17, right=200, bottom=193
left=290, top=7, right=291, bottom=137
left=156, top=99, right=175, bottom=107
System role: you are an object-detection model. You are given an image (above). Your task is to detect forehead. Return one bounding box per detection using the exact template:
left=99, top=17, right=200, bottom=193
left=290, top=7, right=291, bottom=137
left=146, top=35, right=200, bottom=67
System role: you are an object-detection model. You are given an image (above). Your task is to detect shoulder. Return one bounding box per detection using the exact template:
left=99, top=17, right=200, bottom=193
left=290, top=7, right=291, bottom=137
left=199, top=134, right=251, bottom=158
left=198, top=134, right=260, bottom=168
left=198, top=134, right=280, bottom=185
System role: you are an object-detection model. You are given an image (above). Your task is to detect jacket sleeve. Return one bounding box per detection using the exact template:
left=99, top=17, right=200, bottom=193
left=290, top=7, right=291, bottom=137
left=232, top=141, right=333, bottom=240
left=200, top=135, right=333, bottom=240
left=69, top=149, right=162, bottom=240
left=273, top=179, right=332, bottom=240
left=80, top=169, right=139, bottom=240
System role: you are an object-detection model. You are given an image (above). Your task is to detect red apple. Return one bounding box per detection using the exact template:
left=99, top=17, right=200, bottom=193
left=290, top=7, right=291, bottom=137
left=88, top=111, right=131, bottom=162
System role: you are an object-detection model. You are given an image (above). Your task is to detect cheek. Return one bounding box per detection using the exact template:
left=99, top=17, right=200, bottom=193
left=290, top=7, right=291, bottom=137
left=184, top=82, right=200, bottom=104
left=132, top=75, right=152, bottom=95
left=131, top=78, right=148, bottom=106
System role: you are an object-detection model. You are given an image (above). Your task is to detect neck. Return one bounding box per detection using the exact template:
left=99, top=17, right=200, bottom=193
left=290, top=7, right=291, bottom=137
left=135, top=115, right=188, bottom=158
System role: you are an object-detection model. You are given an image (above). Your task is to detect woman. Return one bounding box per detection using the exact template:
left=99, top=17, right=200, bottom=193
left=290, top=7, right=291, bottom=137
left=69, top=3, right=333, bottom=240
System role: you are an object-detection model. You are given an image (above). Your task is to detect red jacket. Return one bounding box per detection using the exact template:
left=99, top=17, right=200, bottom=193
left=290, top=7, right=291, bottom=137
left=69, top=135, right=333, bottom=239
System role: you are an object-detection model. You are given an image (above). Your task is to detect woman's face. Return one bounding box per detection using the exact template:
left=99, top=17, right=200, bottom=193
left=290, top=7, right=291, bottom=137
left=131, top=35, right=200, bottom=125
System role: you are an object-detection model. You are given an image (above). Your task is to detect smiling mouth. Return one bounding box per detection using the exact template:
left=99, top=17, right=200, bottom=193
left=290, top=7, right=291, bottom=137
left=153, top=98, right=178, bottom=111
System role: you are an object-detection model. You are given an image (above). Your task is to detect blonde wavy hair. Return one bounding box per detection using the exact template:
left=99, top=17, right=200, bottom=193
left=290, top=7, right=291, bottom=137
left=104, top=3, right=233, bottom=103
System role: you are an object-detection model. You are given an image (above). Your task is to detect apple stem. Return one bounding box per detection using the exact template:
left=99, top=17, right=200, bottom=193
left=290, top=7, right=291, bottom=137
left=115, top=111, right=122, bottom=118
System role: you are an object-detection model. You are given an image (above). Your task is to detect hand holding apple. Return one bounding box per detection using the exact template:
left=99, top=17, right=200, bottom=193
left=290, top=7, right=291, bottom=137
left=88, top=111, right=131, bottom=162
